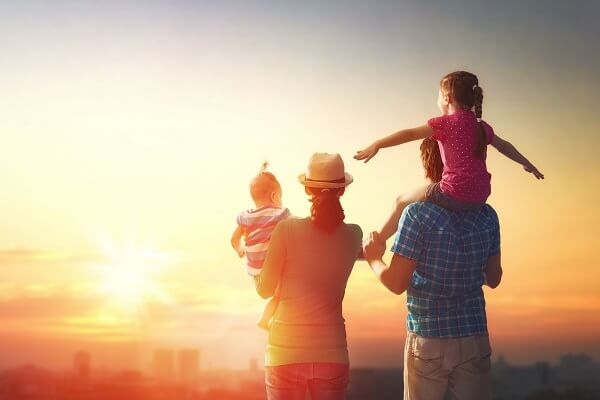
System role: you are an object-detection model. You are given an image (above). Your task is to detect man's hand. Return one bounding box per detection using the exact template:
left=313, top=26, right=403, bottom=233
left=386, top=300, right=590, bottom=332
left=354, top=142, right=380, bottom=163
left=363, top=231, right=386, bottom=262
left=524, top=164, right=544, bottom=180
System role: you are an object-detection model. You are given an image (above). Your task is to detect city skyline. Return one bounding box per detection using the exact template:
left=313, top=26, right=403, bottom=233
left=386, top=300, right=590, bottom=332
left=1, top=351, right=599, bottom=400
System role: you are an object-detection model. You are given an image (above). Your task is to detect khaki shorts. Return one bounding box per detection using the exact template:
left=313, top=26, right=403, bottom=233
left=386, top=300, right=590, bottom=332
left=404, top=332, right=492, bottom=400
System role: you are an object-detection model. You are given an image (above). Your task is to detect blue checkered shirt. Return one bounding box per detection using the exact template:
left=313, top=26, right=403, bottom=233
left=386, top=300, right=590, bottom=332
left=391, top=202, right=500, bottom=337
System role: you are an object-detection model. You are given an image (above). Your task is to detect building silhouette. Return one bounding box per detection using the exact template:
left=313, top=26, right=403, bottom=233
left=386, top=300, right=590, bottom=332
left=177, top=349, right=199, bottom=383
left=152, top=349, right=175, bottom=382
left=249, top=357, right=258, bottom=373
left=73, top=351, right=91, bottom=380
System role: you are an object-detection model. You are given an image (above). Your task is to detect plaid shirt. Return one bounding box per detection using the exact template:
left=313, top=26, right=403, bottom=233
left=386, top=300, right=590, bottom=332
left=391, top=202, right=500, bottom=337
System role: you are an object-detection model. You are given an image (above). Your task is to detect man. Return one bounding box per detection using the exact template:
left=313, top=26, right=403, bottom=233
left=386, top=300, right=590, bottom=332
left=363, top=201, right=502, bottom=400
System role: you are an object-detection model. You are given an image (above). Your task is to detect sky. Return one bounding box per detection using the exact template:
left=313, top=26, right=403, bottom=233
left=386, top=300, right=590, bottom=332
left=1, top=0, right=599, bottom=370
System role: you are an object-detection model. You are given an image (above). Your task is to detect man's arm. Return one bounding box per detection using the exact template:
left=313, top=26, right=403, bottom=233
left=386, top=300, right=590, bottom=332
left=491, top=135, right=544, bottom=180
left=230, top=225, right=245, bottom=258
left=355, top=125, right=435, bottom=163
left=363, top=232, right=417, bottom=295
left=484, top=251, right=502, bottom=289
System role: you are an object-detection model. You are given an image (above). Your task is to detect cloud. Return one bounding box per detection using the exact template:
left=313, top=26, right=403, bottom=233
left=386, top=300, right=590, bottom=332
left=0, top=248, right=83, bottom=265
left=0, top=281, right=264, bottom=346
left=0, top=248, right=54, bottom=262
left=487, top=294, right=600, bottom=312
left=0, top=290, right=103, bottom=320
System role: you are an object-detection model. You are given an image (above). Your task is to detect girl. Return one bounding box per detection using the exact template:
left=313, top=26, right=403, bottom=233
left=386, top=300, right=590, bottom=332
left=355, top=71, right=544, bottom=241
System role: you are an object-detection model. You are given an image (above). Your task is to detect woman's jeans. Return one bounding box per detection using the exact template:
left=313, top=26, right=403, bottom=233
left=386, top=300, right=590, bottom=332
left=265, top=362, right=349, bottom=400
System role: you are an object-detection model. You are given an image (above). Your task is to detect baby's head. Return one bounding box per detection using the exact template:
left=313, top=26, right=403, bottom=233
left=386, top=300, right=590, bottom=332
left=250, top=162, right=282, bottom=208
left=437, top=71, right=484, bottom=119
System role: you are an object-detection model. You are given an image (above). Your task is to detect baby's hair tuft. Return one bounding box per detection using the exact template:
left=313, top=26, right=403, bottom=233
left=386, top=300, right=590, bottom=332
left=250, top=161, right=280, bottom=203
left=259, top=161, right=269, bottom=175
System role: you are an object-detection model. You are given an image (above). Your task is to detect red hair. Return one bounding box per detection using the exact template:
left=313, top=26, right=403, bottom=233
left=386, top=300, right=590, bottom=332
left=420, top=138, right=443, bottom=183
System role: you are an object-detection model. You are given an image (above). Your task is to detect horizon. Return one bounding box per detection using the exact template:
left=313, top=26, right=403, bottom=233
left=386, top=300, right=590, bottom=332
left=1, top=350, right=597, bottom=373
left=1, top=0, right=599, bottom=371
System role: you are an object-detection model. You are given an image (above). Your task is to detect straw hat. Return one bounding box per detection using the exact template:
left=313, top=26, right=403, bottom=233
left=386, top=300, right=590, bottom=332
left=298, top=153, right=353, bottom=189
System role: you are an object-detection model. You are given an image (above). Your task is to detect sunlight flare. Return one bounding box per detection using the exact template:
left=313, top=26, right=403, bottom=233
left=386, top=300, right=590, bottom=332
left=91, top=235, right=173, bottom=314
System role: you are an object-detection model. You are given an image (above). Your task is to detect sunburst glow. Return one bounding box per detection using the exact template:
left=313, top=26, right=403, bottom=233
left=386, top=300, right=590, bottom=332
left=92, top=236, right=173, bottom=313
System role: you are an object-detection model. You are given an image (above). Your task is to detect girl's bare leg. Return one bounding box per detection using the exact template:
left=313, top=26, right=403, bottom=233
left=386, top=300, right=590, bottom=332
left=378, top=185, right=428, bottom=241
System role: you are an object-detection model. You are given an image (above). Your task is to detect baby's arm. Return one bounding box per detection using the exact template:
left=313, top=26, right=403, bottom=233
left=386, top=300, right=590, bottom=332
left=230, top=225, right=246, bottom=258
left=355, top=125, right=435, bottom=163
left=491, top=135, right=544, bottom=180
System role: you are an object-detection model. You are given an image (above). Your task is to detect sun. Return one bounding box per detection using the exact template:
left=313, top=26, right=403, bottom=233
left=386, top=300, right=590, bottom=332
left=92, top=237, right=172, bottom=313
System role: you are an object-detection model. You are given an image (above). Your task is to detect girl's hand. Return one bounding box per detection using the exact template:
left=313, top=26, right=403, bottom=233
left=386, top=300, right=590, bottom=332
left=524, top=165, right=544, bottom=180
left=237, top=248, right=246, bottom=258
left=363, top=231, right=386, bottom=262
left=354, top=142, right=380, bottom=163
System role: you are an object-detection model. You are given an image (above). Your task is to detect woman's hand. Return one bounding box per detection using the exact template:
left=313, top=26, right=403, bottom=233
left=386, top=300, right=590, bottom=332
left=363, top=231, right=386, bottom=262
left=354, top=142, right=380, bottom=163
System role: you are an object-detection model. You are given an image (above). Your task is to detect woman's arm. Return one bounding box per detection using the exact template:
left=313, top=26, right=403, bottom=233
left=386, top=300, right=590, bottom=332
left=254, top=222, right=286, bottom=299
left=355, top=125, right=435, bottom=163
left=363, top=232, right=417, bottom=295
left=491, top=135, right=544, bottom=180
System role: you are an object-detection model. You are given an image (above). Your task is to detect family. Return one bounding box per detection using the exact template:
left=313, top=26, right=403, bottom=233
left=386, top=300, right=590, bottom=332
left=230, top=71, right=544, bottom=400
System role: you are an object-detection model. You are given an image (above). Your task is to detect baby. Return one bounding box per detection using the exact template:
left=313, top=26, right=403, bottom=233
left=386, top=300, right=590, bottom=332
left=230, top=162, right=291, bottom=330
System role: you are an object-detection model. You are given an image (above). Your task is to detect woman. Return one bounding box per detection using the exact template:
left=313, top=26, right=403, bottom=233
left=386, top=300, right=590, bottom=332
left=254, top=152, right=363, bottom=400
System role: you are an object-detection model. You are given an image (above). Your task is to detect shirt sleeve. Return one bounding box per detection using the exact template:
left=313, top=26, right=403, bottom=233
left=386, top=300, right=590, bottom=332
left=236, top=211, right=245, bottom=226
left=352, top=224, right=364, bottom=260
left=390, top=203, right=423, bottom=260
left=481, top=120, right=495, bottom=145
left=427, top=115, right=450, bottom=141
left=280, top=208, right=292, bottom=220
left=254, top=220, right=287, bottom=299
left=355, top=225, right=363, bottom=247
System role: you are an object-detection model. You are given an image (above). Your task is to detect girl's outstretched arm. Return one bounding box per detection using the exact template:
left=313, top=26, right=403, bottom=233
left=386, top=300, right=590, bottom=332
left=491, top=135, right=545, bottom=180
left=355, top=124, right=434, bottom=163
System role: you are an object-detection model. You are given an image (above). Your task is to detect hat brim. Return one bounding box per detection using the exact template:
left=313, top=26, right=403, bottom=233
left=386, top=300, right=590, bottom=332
left=297, top=173, right=353, bottom=188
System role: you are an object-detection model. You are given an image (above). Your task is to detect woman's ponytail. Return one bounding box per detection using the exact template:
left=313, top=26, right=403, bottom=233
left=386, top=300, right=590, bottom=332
left=308, top=187, right=345, bottom=233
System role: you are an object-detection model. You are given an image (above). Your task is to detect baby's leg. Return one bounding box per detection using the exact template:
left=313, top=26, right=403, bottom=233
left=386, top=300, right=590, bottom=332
left=257, top=285, right=280, bottom=331
left=378, top=185, right=428, bottom=241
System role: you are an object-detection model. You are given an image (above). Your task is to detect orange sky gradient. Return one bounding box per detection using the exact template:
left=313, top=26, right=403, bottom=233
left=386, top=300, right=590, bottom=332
left=1, top=1, right=599, bottom=370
